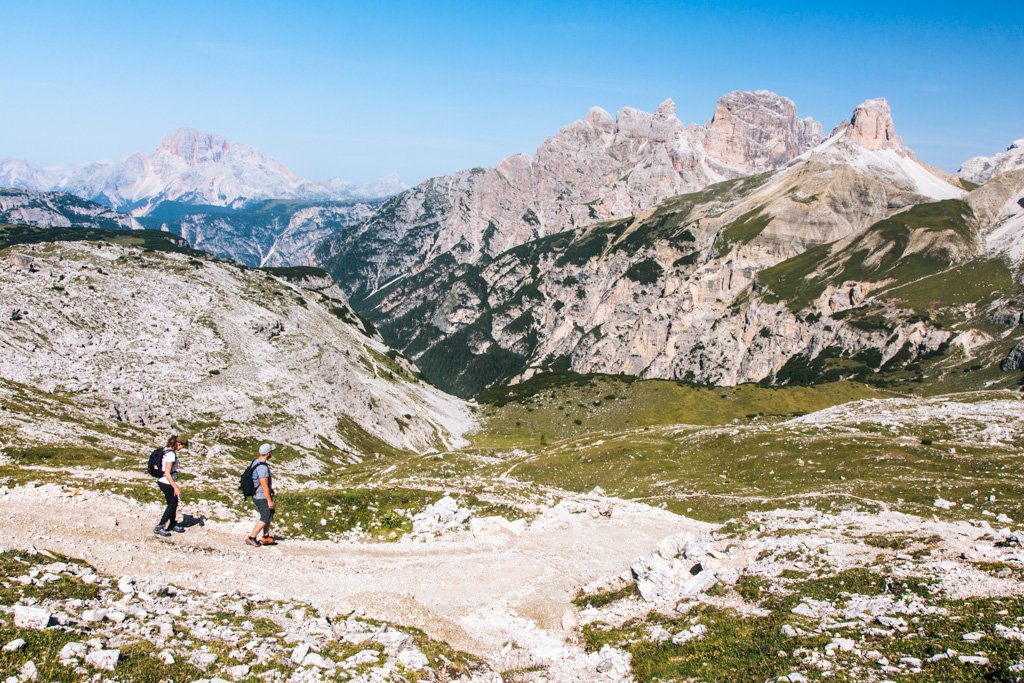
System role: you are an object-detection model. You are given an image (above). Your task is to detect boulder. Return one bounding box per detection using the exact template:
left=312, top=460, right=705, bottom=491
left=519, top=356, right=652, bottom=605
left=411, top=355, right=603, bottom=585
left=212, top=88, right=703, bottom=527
left=13, top=606, right=51, bottom=629
left=2, top=638, right=25, bottom=652
left=84, top=649, right=120, bottom=671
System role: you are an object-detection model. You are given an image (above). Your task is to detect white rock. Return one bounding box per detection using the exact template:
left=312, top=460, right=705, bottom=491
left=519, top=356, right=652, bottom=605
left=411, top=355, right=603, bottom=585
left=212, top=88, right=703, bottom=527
left=13, top=606, right=51, bottom=630
left=225, top=665, right=250, bottom=681
left=2, top=639, right=25, bottom=652
left=933, top=498, right=955, bottom=510
left=959, top=655, right=990, bottom=665
left=290, top=643, right=310, bottom=665
left=58, top=642, right=87, bottom=661
left=18, top=661, right=37, bottom=682
left=397, top=647, right=429, bottom=671
left=84, top=649, right=120, bottom=671
left=962, top=631, right=986, bottom=642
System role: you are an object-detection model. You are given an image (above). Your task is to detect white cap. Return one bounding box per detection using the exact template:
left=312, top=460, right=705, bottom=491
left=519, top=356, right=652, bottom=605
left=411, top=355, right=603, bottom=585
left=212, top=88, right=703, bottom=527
left=259, top=443, right=276, bottom=456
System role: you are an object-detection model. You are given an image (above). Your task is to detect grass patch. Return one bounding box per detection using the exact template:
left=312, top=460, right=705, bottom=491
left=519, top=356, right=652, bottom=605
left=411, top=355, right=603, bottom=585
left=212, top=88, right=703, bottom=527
left=572, top=582, right=640, bottom=609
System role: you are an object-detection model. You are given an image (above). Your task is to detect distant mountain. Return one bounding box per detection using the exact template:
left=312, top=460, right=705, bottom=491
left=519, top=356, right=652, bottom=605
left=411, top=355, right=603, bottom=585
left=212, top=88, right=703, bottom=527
left=136, top=197, right=382, bottom=267
left=1, top=128, right=406, bottom=214
left=960, top=139, right=1024, bottom=185
left=346, top=98, right=1024, bottom=398
left=0, top=129, right=404, bottom=267
left=0, top=188, right=139, bottom=231
left=316, top=90, right=825, bottom=301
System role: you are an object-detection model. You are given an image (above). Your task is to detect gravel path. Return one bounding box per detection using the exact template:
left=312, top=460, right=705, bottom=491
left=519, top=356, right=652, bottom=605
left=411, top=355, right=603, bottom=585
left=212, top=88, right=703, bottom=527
left=4, top=484, right=704, bottom=672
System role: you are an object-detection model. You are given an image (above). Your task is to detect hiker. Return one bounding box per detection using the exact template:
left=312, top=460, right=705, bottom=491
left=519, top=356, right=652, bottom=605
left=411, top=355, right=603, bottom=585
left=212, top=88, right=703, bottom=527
left=245, top=443, right=278, bottom=547
left=153, top=435, right=188, bottom=537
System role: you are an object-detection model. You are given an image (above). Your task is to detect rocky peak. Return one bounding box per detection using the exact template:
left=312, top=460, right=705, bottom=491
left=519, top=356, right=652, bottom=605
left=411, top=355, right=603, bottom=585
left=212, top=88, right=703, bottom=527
left=840, top=98, right=904, bottom=151
left=156, top=127, right=232, bottom=166
left=702, top=90, right=824, bottom=172
left=655, top=98, right=678, bottom=120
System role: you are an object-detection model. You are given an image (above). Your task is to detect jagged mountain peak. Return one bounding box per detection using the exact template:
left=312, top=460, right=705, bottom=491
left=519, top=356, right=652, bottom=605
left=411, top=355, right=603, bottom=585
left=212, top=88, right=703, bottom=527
left=655, top=98, right=678, bottom=119
left=843, top=97, right=904, bottom=151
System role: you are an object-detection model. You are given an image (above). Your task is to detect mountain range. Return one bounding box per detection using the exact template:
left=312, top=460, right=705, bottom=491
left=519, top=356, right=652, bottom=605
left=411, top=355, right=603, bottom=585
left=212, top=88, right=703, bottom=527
left=316, top=95, right=1024, bottom=397
left=2, top=90, right=1023, bottom=400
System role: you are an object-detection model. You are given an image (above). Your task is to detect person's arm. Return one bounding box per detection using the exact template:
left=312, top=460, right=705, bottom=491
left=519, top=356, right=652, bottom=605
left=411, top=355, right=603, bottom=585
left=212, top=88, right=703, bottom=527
left=164, top=459, right=181, bottom=498
left=259, top=476, right=273, bottom=508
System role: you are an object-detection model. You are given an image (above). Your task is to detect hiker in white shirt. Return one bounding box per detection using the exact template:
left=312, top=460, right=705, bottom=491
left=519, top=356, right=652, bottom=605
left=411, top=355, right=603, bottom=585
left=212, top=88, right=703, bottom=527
left=154, top=435, right=188, bottom=537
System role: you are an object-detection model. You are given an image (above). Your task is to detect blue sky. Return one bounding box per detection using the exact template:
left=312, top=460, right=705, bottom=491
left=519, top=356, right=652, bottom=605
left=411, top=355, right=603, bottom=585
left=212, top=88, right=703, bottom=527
left=2, top=1, right=1020, bottom=184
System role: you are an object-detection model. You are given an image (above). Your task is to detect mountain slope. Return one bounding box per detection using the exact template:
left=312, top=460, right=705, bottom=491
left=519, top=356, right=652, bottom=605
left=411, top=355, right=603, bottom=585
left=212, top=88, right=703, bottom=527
left=317, top=90, right=824, bottom=300
left=351, top=100, right=1018, bottom=397
left=0, top=188, right=140, bottom=231
left=0, top=224, right=472, bottom=462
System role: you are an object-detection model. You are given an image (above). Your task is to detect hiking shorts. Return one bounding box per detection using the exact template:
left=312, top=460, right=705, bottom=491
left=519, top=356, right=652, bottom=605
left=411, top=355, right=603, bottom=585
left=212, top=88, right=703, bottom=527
left=253, top=498, right=274, bottom=524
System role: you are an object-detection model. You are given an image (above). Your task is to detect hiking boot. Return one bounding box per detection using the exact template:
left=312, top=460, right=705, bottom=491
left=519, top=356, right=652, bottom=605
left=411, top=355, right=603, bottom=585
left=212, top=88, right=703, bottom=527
left=154, top=526, right=171, bottom=537
left=260, top=536, right=278, bottom=546
left=244, top=536, right=261, bottom=548
left=171, top=525, right=186, bottom=533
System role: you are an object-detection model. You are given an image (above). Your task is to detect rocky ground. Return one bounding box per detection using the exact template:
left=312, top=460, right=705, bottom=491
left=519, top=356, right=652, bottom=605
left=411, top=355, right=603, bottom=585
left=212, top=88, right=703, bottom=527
left=0, top=483, right=702, bottom=681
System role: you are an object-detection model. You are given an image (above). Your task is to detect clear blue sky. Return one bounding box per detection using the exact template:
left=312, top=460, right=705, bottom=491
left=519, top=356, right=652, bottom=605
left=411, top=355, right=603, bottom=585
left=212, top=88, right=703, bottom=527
left=2, top=1, right=1020, bottom=184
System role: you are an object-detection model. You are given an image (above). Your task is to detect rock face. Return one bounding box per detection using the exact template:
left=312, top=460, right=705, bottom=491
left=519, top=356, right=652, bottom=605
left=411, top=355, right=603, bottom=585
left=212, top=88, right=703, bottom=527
left=961, top=140, right=1024, bottom=185
left=353, top=100, right=976, bottom=396
left=317, top=90, right=823, bottom=301
left=0, top=188, right=139, bottom=231
left=0, top=229, right=473, bottom=456
left=701, top=90, right=824, bottom=173
left=839, top=98, right=904, bottom=151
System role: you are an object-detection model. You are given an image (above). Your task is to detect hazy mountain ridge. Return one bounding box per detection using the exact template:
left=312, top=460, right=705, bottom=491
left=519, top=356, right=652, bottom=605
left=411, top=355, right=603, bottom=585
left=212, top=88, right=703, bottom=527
left=1, top=127, right=406, bottom=213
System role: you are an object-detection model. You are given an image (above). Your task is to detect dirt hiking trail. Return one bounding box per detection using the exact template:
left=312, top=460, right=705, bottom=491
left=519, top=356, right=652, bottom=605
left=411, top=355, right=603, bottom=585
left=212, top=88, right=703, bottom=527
left=5, top=484, right=706, bottom=671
